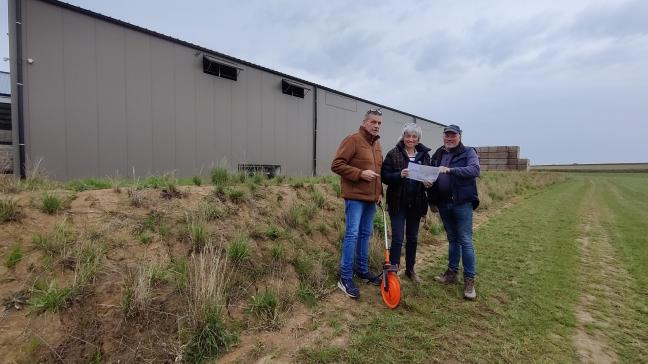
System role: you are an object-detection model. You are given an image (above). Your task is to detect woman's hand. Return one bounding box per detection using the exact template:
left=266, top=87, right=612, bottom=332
left=400, top=168, right=409, bottom=178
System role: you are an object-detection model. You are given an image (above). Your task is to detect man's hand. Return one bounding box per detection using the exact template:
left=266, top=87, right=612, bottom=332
left=422, top=180, right=433, bottom=188
left=400, top=168, right=409, bottom=178
left=439, top=166, right=451, bottom=174
left=360, top=170, right=379, bottom=181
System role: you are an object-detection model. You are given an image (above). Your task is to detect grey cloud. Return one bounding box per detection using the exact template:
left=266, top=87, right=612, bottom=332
left=570, top=0, right=648, bottom=39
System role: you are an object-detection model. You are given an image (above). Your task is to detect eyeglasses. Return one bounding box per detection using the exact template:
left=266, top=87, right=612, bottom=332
left=366, top=108, right=382, bottom=116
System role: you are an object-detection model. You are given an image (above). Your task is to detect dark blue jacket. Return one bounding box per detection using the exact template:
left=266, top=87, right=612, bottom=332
left=429, top=143, right=480, bottom=210
left=381, top=141, right=431, bottom=216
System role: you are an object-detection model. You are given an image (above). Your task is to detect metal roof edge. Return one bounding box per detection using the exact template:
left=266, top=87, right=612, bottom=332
left=36, top=0, right=445, bottom=128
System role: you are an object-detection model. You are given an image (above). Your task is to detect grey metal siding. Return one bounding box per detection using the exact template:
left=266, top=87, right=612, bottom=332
left=14, top=0, right=443, bottom=180
left=63, top=9, right=99, bottom=178
left=417, top=117, right=443, bottom=150
left=24, top=0, right=66, bottom=179
left=150, top=37, right=176, bottom=175
left=173, top=46, right=196, bottom=176
left=96, top=20, right=128, bottom=177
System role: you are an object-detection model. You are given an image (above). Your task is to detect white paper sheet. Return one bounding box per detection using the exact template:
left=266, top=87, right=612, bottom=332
left=407, top=163, right=440, bottom=183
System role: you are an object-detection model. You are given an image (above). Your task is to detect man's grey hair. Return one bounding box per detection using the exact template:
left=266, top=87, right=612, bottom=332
left=398, top=123, right=422, bottom=143
left=363, top=108, right=382, bottom=122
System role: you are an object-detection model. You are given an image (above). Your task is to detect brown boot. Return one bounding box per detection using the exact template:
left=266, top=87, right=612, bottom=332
left=405, top=269, right=421, bottom=284
left=434, top=269, right=457, bottom=284
left=464, top=277, right=476, bottom=300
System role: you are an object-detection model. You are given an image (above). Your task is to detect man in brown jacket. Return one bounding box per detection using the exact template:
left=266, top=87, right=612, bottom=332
left=331, top=109, right=384, bottom=298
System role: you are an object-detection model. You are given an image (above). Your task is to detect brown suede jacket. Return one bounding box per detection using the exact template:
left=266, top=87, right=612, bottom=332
left=331, top=127, right=383, bottom=202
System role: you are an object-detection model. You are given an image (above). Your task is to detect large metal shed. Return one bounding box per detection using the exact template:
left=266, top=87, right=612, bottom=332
left=7, top=0, right=445, bottom=180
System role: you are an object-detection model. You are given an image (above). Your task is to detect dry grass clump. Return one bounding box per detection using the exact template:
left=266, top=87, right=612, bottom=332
left=32, top=220, right=77, bottom=259
left=72, top=241, right=106, bottom=289
left=0, top=198, right=21, bottom=222
left=127, top=187, right=147, bottom=207
left=187, top=245, right=230, bottom=320
left=122, top=264, right=153, bottom=317
left=181, top=244, right=236, bottom=362
left=283, top=202, right=317, bottom=232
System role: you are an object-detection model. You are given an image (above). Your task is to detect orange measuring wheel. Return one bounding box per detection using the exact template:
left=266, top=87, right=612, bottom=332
left=381, top=271, right=401, bottom=309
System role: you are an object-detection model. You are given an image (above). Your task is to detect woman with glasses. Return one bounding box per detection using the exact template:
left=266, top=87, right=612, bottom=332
left=381, top=123, right=433, bottom=283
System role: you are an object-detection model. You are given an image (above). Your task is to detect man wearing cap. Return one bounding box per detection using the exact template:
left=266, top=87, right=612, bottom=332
left=428, top=124, right=480, bottom=300
left=331, top=109, right=384, bottom=299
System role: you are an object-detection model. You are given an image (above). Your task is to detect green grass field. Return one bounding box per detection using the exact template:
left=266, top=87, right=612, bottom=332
left=299, top=173, right=648, bottom=363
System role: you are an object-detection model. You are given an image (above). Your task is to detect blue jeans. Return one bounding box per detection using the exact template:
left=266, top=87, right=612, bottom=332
left=340, top=199, right=376, bottom=280
left=438, top=202, right=476, bottom=279
left=389, top=208, right=423, bottom=271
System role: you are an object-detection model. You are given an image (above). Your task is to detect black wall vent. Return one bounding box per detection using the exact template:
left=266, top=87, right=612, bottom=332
left=282, top=79, right=309, bottom=98
left=238, top=164, right=281, bottom=178
left=203, top=55, right=239, bottom=81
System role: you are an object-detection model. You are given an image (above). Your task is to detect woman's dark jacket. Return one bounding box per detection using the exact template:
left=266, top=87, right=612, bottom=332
left=428, top=142, right=480, bottom=210
left=381, top=141, right=432, bottom=216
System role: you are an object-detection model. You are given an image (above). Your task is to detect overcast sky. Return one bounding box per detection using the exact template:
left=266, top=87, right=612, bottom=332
left=2, top=0, right=647, bottom=164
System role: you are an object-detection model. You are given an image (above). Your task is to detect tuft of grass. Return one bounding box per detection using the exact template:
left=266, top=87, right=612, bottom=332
left=72, top=242, right=105, bottom=289
left=32, top=221, right=76, bottom=257
left=296, top=284, right=317, bottom=307
left=424, top=215, right=444, bottom=235
left=265, top=224, right=285, bottom=240
left=284, top=203, right=317, bottom=230
left=187, top=219, right=209, bottom=250
left=225, top=187, right=247, bottom=203
left=142, top=174, right=173, bottom=189
left=183, top=245, right=235, bottom=362
left=138, top=231, right=153, bottom=245
left=327, top=176, right=342, bottom=197
left=309, top=185, right=326, bottom=208
left=167, top=256, right=188, bottom=291
left=127, top=187, right=146, bottom=207
left=192, top=175, right=203, bottom=186
left=183, top=310, right=237, bottom=363
left=316, top=223, right=329, bottom=235
left=211, top=167, right=229, bottom=186
left=0, top=198, right=21, bottom=223
left=41, top=192, right=63, bottom=214
left=270, top=243, right=285, bottom=261
left=248, top=290, right=280, bottom=326
left=228, top=236, right=251, bottom=264
left=199, top=202, right=223, bottom=221
left=5, top=245, right=23, bottom=268
left=138, top=211, right=171, bottom=238
left=121, top=265, right=152, bottom=317
left=29, top=280, right=72, bottom=313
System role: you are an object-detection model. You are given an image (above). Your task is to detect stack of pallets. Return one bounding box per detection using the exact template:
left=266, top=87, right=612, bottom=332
left=475, top=146, right=529, bottom=171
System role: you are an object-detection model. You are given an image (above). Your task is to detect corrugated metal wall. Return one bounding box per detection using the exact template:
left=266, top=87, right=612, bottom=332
left=14, top=0, right=443, bottom=180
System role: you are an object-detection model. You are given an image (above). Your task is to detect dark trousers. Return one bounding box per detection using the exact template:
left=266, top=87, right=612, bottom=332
left=389, top=208, right=423, bottom=272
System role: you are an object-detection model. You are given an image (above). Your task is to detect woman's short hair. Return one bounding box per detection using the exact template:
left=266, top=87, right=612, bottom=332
left=398, top=123, right=422, bottom=143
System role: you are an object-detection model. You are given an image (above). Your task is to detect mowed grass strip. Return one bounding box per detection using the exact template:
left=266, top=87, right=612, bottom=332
left=596, top=174, right=648, bottom=362
left=299, top=179, right=587, bottom=363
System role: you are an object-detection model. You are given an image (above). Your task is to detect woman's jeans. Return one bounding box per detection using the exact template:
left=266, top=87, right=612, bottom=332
left=340, top=199, right=376, bottom=281
left=438, top=201, right=476, bottom=279
left=389, top=208, right=423, bottom=271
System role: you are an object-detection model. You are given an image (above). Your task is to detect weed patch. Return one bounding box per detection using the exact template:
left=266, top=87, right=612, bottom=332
left=40, top=192, right=64, bottom=214
left=5, top=245, right=23, bottom=268
left=0, top=198, right=22, bottom=222
left=29, top=280, right=72, bottom=313
left=228, top=236, right=251, bottom=264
